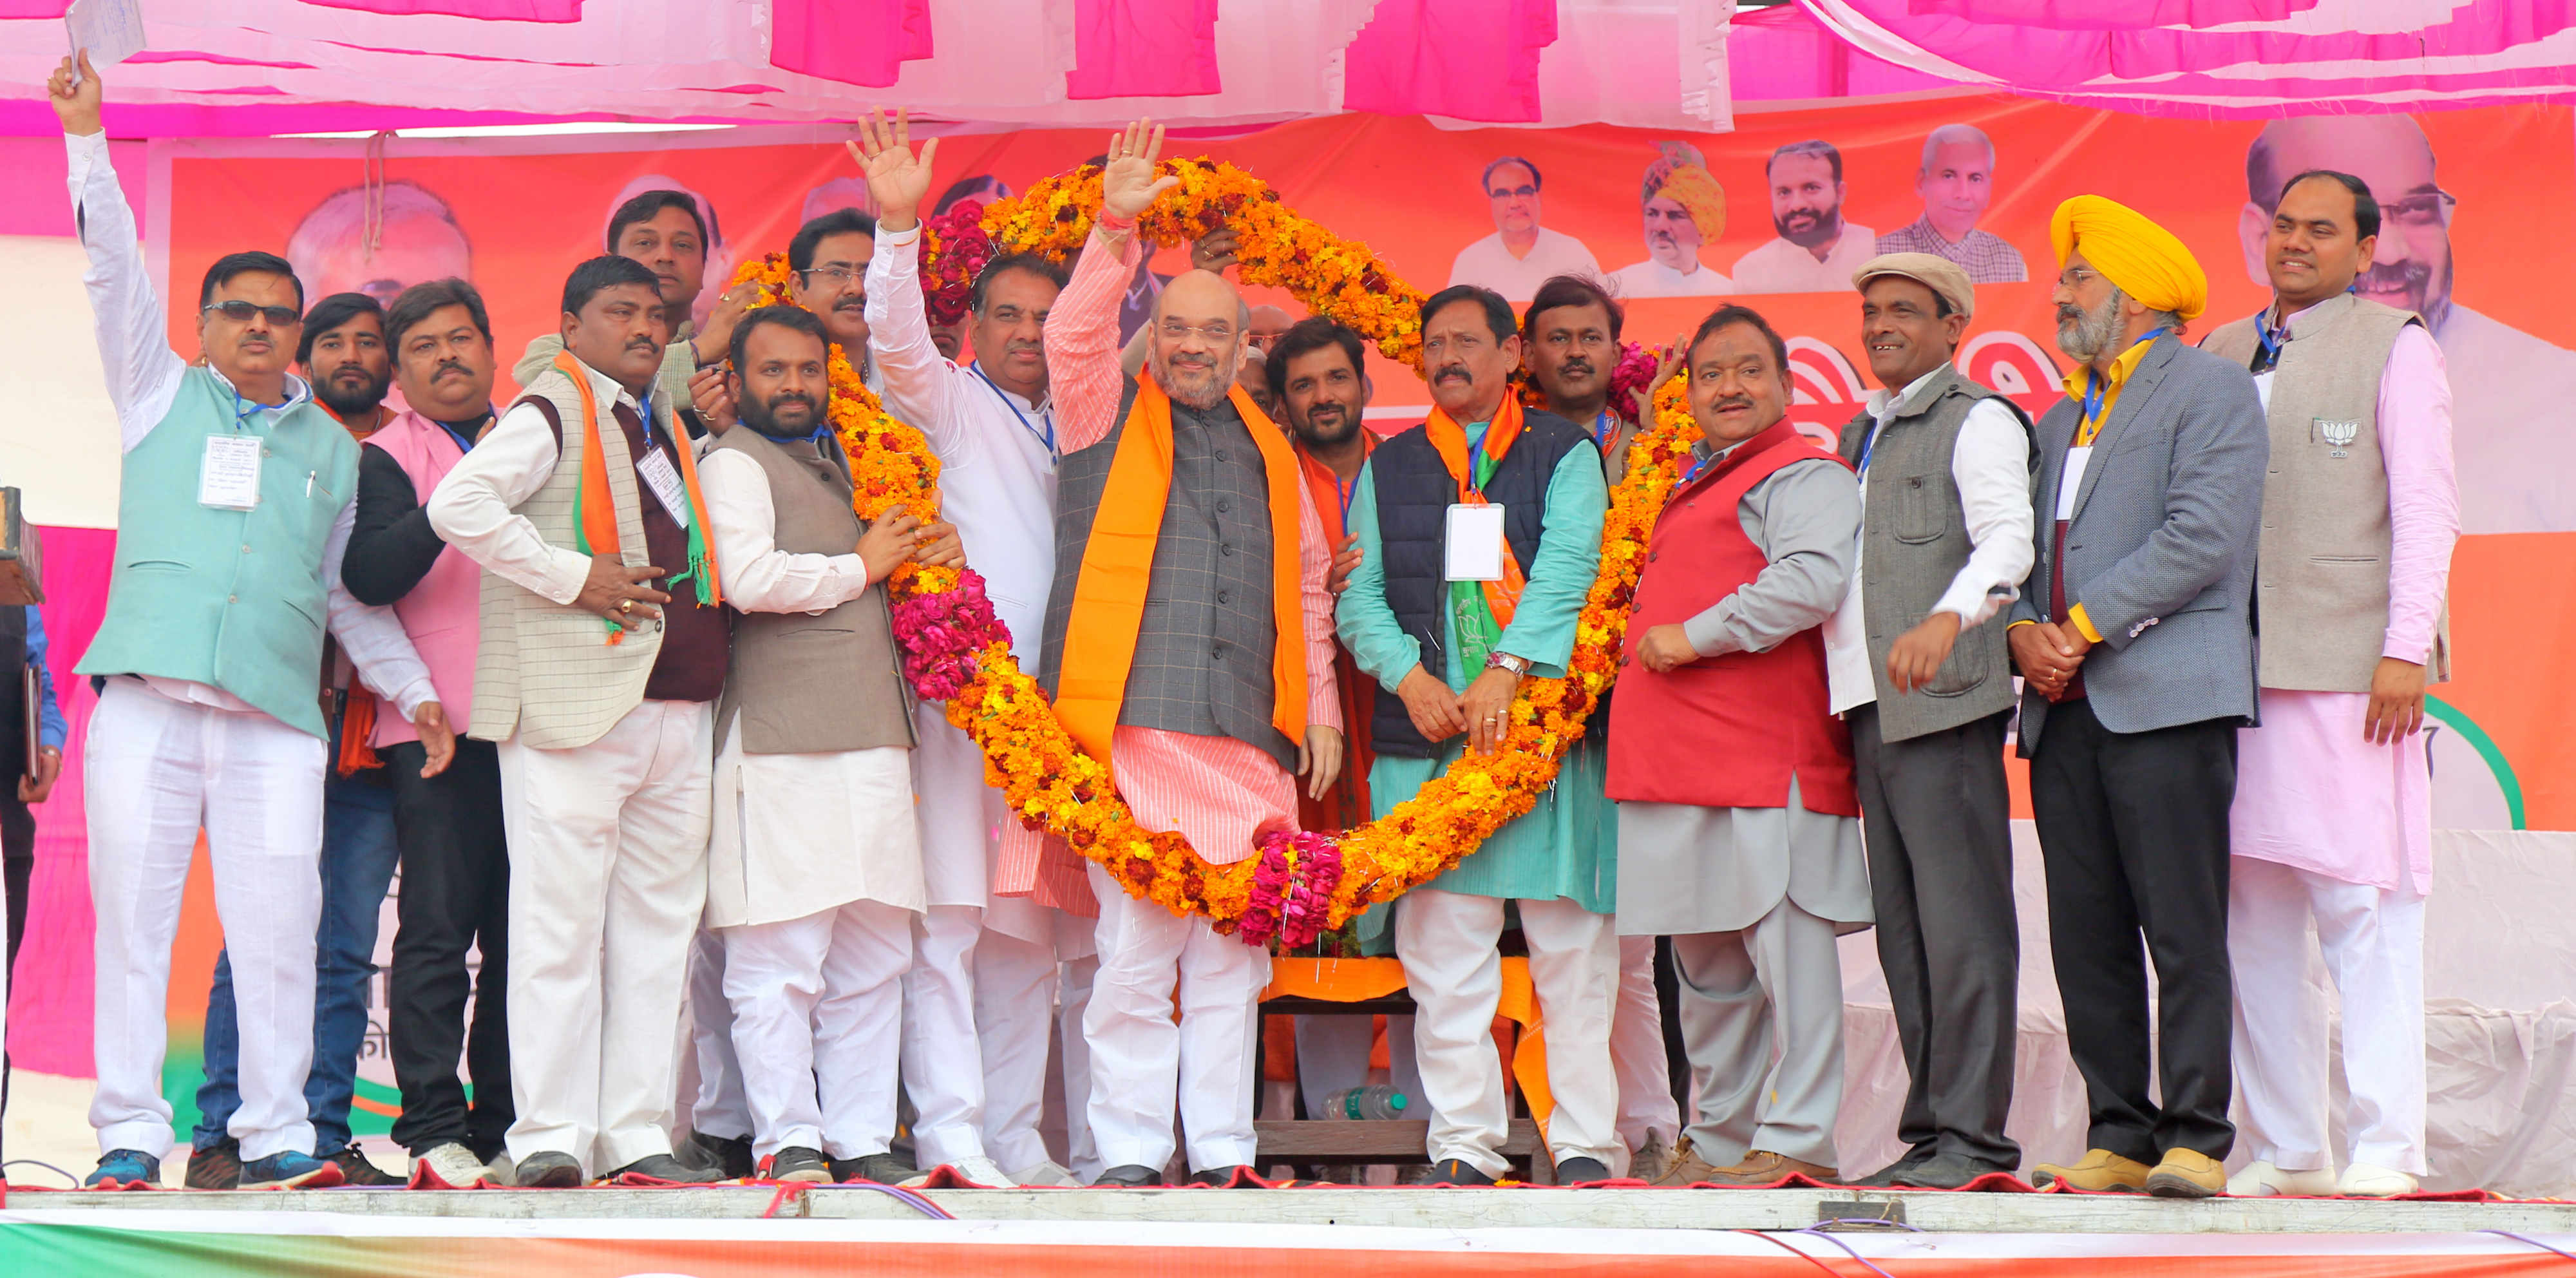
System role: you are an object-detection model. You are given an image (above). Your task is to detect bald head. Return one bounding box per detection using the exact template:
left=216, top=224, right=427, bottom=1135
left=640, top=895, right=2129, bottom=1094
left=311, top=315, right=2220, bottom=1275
left=1151, top=268, right=1251, bottom=410
left=1247, top=303, right=1294, bottom=355
left=2240, top=115, right=2448, bottom=321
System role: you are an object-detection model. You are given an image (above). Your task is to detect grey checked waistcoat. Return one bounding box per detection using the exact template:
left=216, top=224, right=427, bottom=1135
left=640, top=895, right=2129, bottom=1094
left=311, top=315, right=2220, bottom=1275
left=1833, top=365, right=2034, bottom=743
left=2201, top=293, right=2448, bottom=692
left=1039, top=381, right=1294, bottom=772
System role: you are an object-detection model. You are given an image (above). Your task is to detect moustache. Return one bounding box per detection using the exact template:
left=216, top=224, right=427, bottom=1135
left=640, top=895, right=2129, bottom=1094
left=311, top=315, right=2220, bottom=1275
left=433, top=359, right=471, bottom=381
left=1784, top=210, right=1821, bottom=226
left=834, top=298, right=865, bottom=311
left=1005, top=340, right=1042, bottom=356
left=625, top=337, right=659, bottom=352
left=2356, top=259, right=2430, bottom=292
left=1559, top=358, right=1596, bottom=379
left=766, top=392, right=817, bottom=412
left=330, top=366, right=372, bottom=383
left=2054, top=304, right=2085, bottom=326
left=1712, top=395, right=1755, bottom=413
left=1432, top=365, right=1470, bottom=384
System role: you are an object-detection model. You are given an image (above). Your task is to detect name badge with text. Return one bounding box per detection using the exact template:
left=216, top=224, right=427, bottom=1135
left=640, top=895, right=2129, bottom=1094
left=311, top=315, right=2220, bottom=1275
left=637, top=448, right=692, bottom=529
left=199, top=434, right=263, bottom=511
left=1444, top=502, right=1506, bottom=582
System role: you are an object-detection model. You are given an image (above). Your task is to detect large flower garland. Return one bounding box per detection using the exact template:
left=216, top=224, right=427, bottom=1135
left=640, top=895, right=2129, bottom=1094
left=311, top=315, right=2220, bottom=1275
left=730, top=164, right=1698, bottom=943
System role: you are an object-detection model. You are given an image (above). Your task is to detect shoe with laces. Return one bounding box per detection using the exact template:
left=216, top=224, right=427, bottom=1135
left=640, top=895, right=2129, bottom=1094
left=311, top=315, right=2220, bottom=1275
left=86, top=1149, right=163, bottom=1190
left=183, top=1140, right=241, bottom=1190
left=327, top=1147, right=403, bottom=1187
left=410, top=1142, right=497, bottom=1190
left=239, top=1150, right=347, bottom=1190
left=940, top=1154, right=1018, bottom=1187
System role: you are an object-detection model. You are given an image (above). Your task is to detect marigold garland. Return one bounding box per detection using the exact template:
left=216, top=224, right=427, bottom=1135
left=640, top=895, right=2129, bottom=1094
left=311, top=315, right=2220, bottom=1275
left=732, top=166, right=1702, bottom=944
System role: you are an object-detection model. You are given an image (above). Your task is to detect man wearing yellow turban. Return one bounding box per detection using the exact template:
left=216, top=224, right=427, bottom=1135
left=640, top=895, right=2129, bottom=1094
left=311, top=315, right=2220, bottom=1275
left=2009, top=195, right=2267, bottom=1200
left=1606, top=142, right=1734, bottom=299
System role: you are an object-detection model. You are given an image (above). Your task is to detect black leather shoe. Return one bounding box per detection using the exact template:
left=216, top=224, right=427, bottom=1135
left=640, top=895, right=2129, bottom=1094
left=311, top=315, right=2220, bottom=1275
left=1189, top=1165, right=1257, bottom=1187
left=1850, top=1145, right=1937, bottom=1187
left=609, top=1152, right=724, bottom=1184
left=1891, top=1153, right=2016, bottom=1190
left=514, top=1151, right=584, bottom=1188
left=1554, top=1156, right=1613, bottom=1185
left=763, top=1147, right=833, bottom=1183
left=1094, top=1163, right=1165, bottom=1187
left=683, top=1130, right=757, bottom=1180
left=830, top=1152, right=921, bottom=1185
left=1425, top=1158, right=1497, bottom=1187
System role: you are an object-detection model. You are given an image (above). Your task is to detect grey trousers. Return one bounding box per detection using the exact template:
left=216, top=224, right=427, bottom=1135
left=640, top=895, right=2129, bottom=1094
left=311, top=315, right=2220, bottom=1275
left=1672, top=898, right=1845, bottom=1170
left=1850, top=705, right=2021, bottom=1170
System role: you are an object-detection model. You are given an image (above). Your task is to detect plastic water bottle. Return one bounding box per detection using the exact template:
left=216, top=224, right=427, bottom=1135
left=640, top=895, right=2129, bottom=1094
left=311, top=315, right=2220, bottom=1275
left=1318, top=1085, right=1409, bottom=1120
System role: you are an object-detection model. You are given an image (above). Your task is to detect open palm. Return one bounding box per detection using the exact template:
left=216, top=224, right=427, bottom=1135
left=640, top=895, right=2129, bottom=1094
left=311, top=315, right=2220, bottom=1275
left=850, top=107, right=938, bottom=222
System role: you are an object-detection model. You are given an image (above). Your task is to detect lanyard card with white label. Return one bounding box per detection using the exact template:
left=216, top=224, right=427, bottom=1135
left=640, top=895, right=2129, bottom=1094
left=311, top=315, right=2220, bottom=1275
left=1444, top=502, right=1507, bottom=582
left=636, top=446, right=691, bottom=530
left=200, top=434, right=263, bottom=511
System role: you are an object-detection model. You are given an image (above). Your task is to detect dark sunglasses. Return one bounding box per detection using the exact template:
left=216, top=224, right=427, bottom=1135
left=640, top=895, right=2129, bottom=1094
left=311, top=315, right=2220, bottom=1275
left=202, top=300, right=304, bottom=327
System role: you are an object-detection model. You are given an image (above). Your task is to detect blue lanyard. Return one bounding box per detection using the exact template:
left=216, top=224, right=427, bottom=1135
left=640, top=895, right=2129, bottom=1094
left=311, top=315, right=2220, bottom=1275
left=1855, top=420, right=1885, bottom=478
left=2078, top=328, right=2168, bottom=439
left=1680, top=449, right=1717, bottom=487
left=432, top=412, right=488, bottom=455
left=974, top=362, right=1054, bottom=453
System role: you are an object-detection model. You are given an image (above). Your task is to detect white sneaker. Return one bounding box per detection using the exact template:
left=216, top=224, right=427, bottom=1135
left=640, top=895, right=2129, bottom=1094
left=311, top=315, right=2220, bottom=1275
left=409, top=1142, right=495, bottom=1190
left=2336, top=1163, right=2420, bottom=1197
left=1010, top=1159, right=1082, bottom=1187
left=2225, top=1159, right=2338, bottom=1197
left=940, top=1154, right=1018, bottom=1187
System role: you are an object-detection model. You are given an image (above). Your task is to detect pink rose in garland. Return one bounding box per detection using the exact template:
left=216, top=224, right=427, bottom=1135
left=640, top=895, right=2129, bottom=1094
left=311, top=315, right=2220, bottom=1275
left=920, top=199, right=996, bottom=329
left=889, top=568, right=1009, bottom=700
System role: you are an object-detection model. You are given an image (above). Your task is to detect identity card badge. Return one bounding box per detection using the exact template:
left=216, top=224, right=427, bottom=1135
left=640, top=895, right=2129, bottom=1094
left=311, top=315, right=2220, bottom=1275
left=199, top=434, right=263, bottom=511
left=1444, top=502, right=1506, bottom=582
left=636, top=448, right=692, bottom=529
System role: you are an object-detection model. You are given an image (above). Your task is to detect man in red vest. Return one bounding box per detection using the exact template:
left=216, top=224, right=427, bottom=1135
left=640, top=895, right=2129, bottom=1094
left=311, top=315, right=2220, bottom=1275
left=1609, top=305, right=1867, bottom=1187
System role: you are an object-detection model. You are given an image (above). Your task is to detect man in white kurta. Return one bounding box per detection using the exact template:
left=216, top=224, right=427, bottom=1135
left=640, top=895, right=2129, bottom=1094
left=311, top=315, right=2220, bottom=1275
left=855, top=112, right=1097, bottom=1188
left=698, top=305, right=956, bottom=1184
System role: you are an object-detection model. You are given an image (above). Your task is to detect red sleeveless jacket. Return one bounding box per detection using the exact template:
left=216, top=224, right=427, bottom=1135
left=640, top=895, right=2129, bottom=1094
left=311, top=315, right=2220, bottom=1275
left=1607, top=421, right=1857, bottom=815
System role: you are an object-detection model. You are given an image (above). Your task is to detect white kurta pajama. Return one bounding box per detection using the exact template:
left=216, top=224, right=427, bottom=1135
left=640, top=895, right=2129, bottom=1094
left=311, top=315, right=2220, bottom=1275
left=2226, top=318, right=2458, bottom=1179
left=697, top=442, right=925, bottom=1161
left=866, top=220, right=1096, bottom=1178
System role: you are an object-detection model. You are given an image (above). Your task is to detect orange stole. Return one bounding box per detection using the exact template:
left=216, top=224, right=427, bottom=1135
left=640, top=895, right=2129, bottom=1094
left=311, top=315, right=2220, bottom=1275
left=1052, top=373, right=1311, bottom=774
left=1421, top=394, right=1528, bottom=627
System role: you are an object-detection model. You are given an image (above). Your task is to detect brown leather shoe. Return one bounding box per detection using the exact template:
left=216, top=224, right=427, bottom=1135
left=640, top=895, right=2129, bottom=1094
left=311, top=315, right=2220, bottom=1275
left=1648, top=1136, right=1725, bottom=1187
left=2031, top=1148, right=2152, bottom=1193
left=2145, top=1149, right=2225, bottom=1199
left=1699, top=1149, right=1840, bottom=1187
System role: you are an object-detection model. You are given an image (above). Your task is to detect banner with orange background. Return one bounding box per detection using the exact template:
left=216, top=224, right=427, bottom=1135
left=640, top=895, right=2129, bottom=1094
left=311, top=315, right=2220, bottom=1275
left=152, top=97, right=2576, bottom=850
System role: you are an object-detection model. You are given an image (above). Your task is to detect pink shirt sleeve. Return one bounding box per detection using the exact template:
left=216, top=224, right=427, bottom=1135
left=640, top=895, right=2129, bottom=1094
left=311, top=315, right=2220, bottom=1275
left=2378, top=321, right=2459, bottom=663
left=1041, top=216, right=1144, bottom=454
left=1294, top=475, right=1342, bottom=731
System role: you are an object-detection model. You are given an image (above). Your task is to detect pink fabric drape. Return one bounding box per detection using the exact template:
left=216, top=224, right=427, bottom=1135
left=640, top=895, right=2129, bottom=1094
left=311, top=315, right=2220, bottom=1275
left=1063, top=0, right=1222, bottom=100
left=1906, top=0, right=2318, bottom=28
left=6, top=525, right=113, bottom=1078
left=770, top=0, right=933, bottom=89
left=1343, top=0, right=1560, bottom=123
left=301, top=0, right=582, bottom=17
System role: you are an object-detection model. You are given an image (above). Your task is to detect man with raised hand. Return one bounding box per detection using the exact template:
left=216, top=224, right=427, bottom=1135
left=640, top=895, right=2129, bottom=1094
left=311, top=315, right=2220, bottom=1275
left=2202, top=170, right=2456, bottom=1200
left=1824, top=254, right=2034, bottom=1190
left=517, top=189, right=751, bottom=424
left=49, top=52, right=433, bottom=1192
left=2014, top=197, right=2266, bottom=1199
left=851, top=109, right=1092, bottom=1190
left=428, top=255, right=732, bottom=1188
left=1334, top=284, right=1618, bottom=1187
left=1037, top=119, right=1343, bottom=1188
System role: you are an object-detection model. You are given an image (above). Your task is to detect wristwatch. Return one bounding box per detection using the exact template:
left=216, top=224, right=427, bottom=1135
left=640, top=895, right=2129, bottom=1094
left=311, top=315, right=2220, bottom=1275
left=1485, top=651, right=1531, bottom=676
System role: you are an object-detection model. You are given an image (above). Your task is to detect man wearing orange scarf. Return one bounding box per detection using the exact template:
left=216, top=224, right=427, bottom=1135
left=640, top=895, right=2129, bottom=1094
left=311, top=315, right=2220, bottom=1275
left=1033, top=120, right=1345, bottom=1188
left=428, top=255, right=730, bottom=1187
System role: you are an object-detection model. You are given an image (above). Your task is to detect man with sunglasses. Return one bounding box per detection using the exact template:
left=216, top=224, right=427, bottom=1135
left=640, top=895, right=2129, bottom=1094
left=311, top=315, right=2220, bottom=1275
left=48, top=52, right=437, bottom=1192
left=1448, top=157, right=1602, bottom=302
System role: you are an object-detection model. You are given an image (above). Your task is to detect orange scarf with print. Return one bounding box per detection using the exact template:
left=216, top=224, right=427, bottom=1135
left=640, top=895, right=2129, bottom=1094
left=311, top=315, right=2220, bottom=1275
left=1054, top=372, right=1310, bottom=771
left=1422, top=393, right=1528, bottom=627
left=556, top=352, right=721, bottom=642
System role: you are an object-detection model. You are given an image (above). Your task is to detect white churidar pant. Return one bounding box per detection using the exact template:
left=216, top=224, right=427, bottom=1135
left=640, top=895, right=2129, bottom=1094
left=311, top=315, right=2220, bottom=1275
left=719, top=899, right=913, bottom=1159
left=1612, top=932, right=1681, bottom=1169
left=900, top=902, right=989, bottom=1167
left=1059, top=951, right=1102, bottom=1179
left=2228, top=855, right=2429, bottom=1174
left=1396, top=888, right=1621, bottom=1177
left=972, top=897, right=1097, bottom=1179
left=687, top=926, right=751, bottom=1141
left=498, top=698, right=713, bottom=1175
left=1083, top=861, right=1269, bottom=1173
left=86, top=678, right=325, bottom=1162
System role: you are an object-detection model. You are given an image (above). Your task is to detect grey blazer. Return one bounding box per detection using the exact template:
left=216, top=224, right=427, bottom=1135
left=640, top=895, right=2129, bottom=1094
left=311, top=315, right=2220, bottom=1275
left=2012, top=335, right=2268, bottom=753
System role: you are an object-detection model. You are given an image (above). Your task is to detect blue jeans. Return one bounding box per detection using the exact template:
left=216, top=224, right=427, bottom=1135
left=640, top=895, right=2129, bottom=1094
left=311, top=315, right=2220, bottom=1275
left=193, top=772, right=400, bottom=1154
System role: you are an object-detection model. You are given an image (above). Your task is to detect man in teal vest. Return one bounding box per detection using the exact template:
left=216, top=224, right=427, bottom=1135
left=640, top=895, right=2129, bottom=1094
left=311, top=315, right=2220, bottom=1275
left=50, top=52, right=439, bottom=1192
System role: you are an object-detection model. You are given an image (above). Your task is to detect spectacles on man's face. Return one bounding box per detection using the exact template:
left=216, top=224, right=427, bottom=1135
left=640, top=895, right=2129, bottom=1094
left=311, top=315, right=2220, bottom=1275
left=798, top=264, right=864, bottom=287
left=203, top=300, right=303, bottom=327
left=1488, top=184, right=1538, bottom=200
left=2382, top=189, right=2458, bottom=231
left=1159, top=320, right=1235, bottom=344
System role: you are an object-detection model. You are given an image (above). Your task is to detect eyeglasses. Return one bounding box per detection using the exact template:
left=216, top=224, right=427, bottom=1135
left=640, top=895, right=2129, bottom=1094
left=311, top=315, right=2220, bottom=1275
left=203, top=300, right=303, bottom=326
left=2383, top=189, right=2458, bottom=231
left=1487, top=185, right=1538, bottom=200
left=797, top=265, right=864, bottom=287
left=1157, top=320, right=1235, bottom=343
left=2055, top=265, right=2101, bottom=290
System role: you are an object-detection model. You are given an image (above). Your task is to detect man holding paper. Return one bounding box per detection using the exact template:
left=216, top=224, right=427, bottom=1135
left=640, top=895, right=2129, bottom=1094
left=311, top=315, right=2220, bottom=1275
left=50, top=52, right=438, bottom=1191
left=1332, top=284, right=1620, bottom=1187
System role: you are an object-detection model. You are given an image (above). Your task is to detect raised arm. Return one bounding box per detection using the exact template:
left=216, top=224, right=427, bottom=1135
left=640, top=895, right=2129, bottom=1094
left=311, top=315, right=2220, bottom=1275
left=853, top=110, right=969, bottom=455
left=1043, top=119, right=1177, bottom=453
left=50, top=53, right=185, bottom=450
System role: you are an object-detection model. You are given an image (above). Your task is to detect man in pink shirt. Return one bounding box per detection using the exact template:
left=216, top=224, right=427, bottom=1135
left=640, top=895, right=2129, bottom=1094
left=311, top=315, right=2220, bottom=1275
left=1031, top=120, right=1343, bottom=1187
left=2201, top=169, right=2458, bottom=1199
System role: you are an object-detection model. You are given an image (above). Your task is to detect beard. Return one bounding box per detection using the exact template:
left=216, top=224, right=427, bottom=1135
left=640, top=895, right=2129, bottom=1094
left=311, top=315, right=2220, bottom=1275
left=2055, top=290, right=2127, bottom=363
left=740, top=390, right=822, bottom=439
left=1153, top=345, right=1242, bottom=412
left=316, top=367, right=391, bottom=419
left=1291, top=396, right=1364, bottom=450
left=1774, top=204, right=1841, bottom=250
